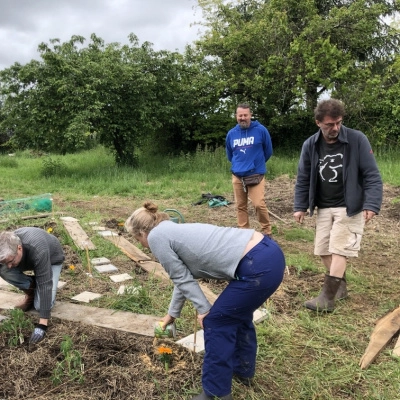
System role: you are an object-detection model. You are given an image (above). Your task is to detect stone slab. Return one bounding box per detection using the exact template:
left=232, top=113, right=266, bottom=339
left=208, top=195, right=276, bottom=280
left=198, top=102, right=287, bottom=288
left=110, top=273, right=133, bottom=283
left=97, top=230, right=119, bottom=237
left=91, top=257, right=111, bottom=266
left=91, top=226, right=107, bottom=231
left=176, top=308, right=271, bottom=353
left=94, top=264, right=118, bottom=273
left=0, top=277, right=11, bottom=289
left=71, top=291, right=102, bottom=303
left=176, top=330, right=205, bottom=353
left=57, top=280, right=67, bottom=289
left=0, top=290, right=159, bottom=337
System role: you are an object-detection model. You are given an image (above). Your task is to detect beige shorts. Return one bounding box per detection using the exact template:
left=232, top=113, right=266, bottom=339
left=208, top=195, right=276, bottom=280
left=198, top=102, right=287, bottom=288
left=314, top=207, right=365, bottom=258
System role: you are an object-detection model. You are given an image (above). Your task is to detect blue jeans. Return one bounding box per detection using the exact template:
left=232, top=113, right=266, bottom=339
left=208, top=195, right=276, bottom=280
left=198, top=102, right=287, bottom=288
left=202, top=236, right=285, bottom=397
left=0, top=263, right=62, bottom=310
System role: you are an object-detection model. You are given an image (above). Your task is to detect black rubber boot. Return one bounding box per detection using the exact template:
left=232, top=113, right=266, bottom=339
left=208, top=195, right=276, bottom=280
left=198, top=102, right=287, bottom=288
left=304, top=275, right=342, bottom=312
left=15, top=279, right=35, bottom=312
left=335, top=275, right=348, bottom=300
left=233, top=374, right=253, bottom=386
left=191, top=391, right=233, bottom=400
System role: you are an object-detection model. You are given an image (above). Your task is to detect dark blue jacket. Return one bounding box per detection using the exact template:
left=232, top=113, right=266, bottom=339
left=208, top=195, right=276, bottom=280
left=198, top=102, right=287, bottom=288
left=294, top=126, right=382, bottom=216
left=226, top=120, right=273, bottom=177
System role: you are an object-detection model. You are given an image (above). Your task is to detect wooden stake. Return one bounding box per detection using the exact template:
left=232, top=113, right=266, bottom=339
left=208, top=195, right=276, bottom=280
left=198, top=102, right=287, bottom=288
left=85, top=245, right=93, bottom=288
left=193, top=310, right=198, bottom=351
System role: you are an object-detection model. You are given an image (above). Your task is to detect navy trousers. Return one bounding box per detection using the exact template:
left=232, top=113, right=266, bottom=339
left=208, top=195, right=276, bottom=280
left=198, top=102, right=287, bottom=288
left=202, top=236, right=285, bottom=397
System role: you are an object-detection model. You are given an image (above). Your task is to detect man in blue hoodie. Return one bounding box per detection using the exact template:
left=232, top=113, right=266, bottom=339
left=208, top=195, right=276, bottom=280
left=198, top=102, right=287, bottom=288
left=226, top=103, right=273, bottom=236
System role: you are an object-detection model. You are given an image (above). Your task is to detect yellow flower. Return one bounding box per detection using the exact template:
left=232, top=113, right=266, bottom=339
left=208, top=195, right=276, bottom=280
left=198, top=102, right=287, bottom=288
left=69, top=265, right=75, bottom=271
left=47, top=227, right=53, bottom=233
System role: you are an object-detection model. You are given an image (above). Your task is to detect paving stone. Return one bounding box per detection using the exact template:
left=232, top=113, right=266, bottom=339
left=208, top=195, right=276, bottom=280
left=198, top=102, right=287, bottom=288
left=97, top=230, right=119, bottom=237
left=176, top=330, right=205, bottom=353
left=71, top=291, right=102, bottom=303
left=57, top=281, right=67, bottom=289
left=94, top=264, right=118, bottom=273
left=0, top=277, right=11, bottom=288
left=91, top=226, right=107, bottom=231
left=110, top=273, right=133, bottom=283
left=0, top=314, right=9, bottom=322
left=91, top=257, right=111, bottom=266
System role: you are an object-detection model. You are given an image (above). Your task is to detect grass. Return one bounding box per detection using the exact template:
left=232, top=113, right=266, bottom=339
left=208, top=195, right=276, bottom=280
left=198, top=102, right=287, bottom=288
left=1, top=145, right=400, bottom=399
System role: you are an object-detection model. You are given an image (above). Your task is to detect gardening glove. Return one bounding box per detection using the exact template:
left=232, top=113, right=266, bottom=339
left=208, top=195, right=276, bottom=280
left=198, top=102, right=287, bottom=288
left=29, top=324, right=47, bottom=344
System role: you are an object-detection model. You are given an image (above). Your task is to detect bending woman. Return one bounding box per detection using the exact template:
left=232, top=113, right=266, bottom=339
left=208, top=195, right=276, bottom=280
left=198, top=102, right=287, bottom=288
left=125, top=202, right=285, bottom=400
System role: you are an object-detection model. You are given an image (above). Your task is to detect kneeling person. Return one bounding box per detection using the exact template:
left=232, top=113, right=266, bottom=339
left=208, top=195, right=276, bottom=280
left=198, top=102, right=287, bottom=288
left=0, top=227, right=65, bottom=344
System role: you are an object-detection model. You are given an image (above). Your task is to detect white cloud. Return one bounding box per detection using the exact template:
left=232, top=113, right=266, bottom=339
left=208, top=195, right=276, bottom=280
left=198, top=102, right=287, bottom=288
left=0, top=0, right=203, bottom=70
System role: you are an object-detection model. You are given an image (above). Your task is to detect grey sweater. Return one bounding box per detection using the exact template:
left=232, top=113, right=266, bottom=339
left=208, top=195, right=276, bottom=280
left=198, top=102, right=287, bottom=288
left=148, top=221, right=254, bottom=317
left=15, top=227, right=65, bottom=319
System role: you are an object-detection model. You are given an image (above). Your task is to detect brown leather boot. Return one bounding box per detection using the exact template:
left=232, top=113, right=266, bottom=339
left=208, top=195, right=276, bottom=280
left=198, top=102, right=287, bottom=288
left=304, top=275, right=342, bottom=312
left=15, top=280, right=35, bottom=312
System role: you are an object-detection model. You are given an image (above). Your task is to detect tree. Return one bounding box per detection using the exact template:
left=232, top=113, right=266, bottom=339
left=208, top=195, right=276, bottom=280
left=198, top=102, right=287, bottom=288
left=0, top=34, right=188, bottom=165
left=195, top=0, right=400, bottom=147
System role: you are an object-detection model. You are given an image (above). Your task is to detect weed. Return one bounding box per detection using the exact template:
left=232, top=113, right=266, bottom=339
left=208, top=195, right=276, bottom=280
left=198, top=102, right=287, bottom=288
left=51, top=335, right=84, bottom=385
left=0, top=308, right=34, bottom=346
left=41, top=157, right=68, bottom=178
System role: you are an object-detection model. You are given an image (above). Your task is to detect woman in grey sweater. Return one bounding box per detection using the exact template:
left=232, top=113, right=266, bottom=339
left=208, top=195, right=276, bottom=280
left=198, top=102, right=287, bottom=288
left=125, top=202, right=286, bottom=400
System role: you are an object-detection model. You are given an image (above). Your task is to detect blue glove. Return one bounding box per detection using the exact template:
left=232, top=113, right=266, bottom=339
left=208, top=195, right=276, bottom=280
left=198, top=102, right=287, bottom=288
left=29, top=324, right=47, bottom=344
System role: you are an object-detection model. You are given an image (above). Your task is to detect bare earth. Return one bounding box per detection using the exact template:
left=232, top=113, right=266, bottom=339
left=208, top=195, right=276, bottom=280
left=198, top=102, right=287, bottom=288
left=1, top=175, right=400, bottom=400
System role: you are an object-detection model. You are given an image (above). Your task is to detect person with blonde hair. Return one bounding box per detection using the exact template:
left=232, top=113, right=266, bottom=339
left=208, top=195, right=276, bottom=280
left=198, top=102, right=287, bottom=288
left=125, top=202, right=286, bottom=400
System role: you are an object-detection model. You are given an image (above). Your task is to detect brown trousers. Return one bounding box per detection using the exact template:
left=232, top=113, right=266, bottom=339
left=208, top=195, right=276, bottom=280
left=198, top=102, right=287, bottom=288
left=232, top=174, right=271, bottom=235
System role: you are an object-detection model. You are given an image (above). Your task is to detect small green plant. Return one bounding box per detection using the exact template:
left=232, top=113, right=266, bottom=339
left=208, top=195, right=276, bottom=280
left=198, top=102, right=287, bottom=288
left=51, top=335, right=85, bottom=385
left=0, top=308, right=34, bottom=346
left=41, top=157, right=68, bottom=178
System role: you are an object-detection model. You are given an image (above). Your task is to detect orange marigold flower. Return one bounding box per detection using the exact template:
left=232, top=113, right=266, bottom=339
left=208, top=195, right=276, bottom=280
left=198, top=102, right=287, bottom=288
left=69, top=265, right=75, bottom=271
left=158, top=346, right=172, bottom=355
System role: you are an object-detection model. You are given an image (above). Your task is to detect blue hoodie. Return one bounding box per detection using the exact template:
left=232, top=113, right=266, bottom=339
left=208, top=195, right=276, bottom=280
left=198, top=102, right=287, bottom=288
left=226, top=120, right=273, bottom=177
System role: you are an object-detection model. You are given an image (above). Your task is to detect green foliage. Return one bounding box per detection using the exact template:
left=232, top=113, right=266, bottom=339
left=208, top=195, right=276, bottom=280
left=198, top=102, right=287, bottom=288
left=196, top=0, right=400, bottom=147
left=40, top=156, right=68, bottom=178
left=51, top=335, right=85, bottom=385
left=284, top=227, right=314, bottom=242
left=103, top=283, right=154, bottom=314
left=0, top=156, right=18, bottom=168
left=0, top=309, right=34, bottom=346
left=285, top=253, right=319, bottom=275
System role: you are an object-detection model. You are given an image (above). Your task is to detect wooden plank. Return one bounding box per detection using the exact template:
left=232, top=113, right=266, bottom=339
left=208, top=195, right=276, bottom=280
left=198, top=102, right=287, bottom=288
left=392, top=335, right=400, bottom=357
left=103, top=233, right=218, bottom=304
left=359, top=306, right=400, bottom=369
left=61, top=217, right=96, bottom=250
left=0, top=290, right=159, bottom=337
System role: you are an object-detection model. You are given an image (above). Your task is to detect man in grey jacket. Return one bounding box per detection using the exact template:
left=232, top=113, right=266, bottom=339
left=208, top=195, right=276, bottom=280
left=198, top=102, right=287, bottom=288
left=0, top=227, right=65, bottom=343
left=293, top=98, right=382, bottom=312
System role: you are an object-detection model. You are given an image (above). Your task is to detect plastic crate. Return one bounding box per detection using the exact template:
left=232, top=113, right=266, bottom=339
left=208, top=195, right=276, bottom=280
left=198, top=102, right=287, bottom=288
left=0, top=193, right=53, bottom=216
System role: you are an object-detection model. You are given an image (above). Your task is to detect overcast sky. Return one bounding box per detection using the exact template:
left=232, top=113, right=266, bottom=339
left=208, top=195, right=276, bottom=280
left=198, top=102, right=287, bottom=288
left=0, top=0, right=204, bottom=70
